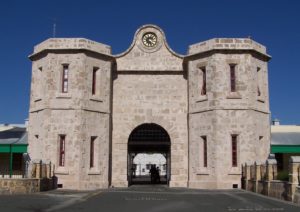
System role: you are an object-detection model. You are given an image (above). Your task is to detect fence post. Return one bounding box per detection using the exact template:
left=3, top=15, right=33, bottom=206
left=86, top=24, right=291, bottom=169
left=254, top=162, right=261, bottom=193
left=40, top=160, right=43, bottom=178
left=241, top=164, right=245, bottom=189
left=49, top=162, right=52, bottom=178
left=266, top=155, right=277, bottom=196
left=35, top=161, right=42, bottom=179
left=246, top=163, right=251, bottom=190
left=289, top=156, right=300, bottom=201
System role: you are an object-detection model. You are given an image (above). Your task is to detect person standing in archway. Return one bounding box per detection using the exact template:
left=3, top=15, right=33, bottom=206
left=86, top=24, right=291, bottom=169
left=156, top=166, right=161, bottom=183
left=150, top=165, right=156, bottom=183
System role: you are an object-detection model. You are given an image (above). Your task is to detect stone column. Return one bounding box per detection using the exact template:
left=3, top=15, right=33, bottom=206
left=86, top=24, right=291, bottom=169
left=289, top=156, right=300, bottom=201
left=35, top=163, right=40, bottom=179
left=246, top=164, right=251, bottom=190
left=266, top=155, right=277, bottom=196
left=254, top=162, right=261, bottom=193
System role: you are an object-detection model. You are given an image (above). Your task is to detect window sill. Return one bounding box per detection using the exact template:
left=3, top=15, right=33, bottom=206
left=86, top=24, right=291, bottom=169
left=88, top=169, right=101, bottom=175
left=55, top=167, right=69, bottom=175
left=195, top=95, right=208, bottom=103
left=196, top=167, right=210, bottom=175
left=226, top=92, right=242, bottom=99
left=89, top=96, right=103, bottom=102
left=228, top=167, right=241, bottom=175
left=257, top=96, right=265, bottom=103
left=56, top=93, right=72, bottom=99
left=34, top=98, right=42, bottom=102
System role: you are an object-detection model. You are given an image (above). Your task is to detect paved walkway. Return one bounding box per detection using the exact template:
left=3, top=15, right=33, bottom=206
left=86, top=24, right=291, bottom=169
left=0, top=186, right=300, bottom=212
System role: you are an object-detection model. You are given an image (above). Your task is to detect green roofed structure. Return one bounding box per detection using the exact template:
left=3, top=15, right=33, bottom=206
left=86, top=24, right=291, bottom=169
left=271, top=121, right=300, bottom=171
left=0, top=124, right=28, bottom=177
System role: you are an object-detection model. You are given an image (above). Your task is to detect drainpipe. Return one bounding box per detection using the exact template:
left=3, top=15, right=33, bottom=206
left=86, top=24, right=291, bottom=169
left=9, top=144, right=13, bottom=178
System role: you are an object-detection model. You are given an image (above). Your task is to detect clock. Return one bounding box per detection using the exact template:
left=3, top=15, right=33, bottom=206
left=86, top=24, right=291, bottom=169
left=142, top=32, right=157, bottom=47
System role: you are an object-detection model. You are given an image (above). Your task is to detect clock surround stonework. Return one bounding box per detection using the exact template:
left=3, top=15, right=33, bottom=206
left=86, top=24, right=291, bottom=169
left=28, top=24, right=271, bottom=189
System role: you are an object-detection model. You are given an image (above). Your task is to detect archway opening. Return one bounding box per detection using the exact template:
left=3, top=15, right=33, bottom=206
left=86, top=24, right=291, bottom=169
left=128, top=123, right=171, bottom=185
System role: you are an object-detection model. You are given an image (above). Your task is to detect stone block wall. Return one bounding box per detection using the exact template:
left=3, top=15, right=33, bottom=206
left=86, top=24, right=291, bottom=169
left=28, top=39, right=113, bottom=190
left=188, top=44, right=270, bottom=188
left=111, top=25, right=187, bottom=188
left=111, top=73, right=188, bottom=187
left=242, top=156, right=300, bottom=205
left=0, top=178, right=57, bottom=195
left=0, top=179, right=39, bottom=194
left=27, top=25, right=272, bottom=190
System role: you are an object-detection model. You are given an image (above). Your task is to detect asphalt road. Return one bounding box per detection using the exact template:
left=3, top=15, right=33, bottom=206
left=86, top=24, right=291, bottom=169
left=1, top=186, right=300, bottom=212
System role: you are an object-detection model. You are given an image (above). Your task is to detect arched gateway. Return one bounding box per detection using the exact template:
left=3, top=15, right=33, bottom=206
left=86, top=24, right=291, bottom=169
left=127, top=123, right=171, bottom=185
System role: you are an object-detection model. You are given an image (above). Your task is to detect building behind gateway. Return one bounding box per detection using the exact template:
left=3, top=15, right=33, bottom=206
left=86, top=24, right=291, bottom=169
left=28, top=25, right=271, bottom=189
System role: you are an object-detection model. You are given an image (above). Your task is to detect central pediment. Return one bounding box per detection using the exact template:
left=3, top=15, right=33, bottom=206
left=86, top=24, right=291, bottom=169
left=115, top=24, right=183, bottom=72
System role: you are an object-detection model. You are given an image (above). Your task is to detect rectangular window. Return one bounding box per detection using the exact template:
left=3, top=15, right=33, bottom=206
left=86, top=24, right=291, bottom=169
left=35, top=67, right=43, bottom=100
left=62, top=65, right=69, bottom=93
left=231, top=135, right=238, bottom=167
left=202, top=136, right=207, bottom=167
left=230, top=64, right=236, bottom=92
left=90, top=136, right=96, bottom=168
left=200, top=67, right=206, bottom=95
left=146, top=164, right=151, bottom=170
left=59, top=135, right=66, bottom=167
left=92, top=67, right=98, bottom=95
left=257, top=67, right=261, bottom=96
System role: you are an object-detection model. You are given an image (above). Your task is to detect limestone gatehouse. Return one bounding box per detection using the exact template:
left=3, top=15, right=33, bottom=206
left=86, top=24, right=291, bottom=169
left=28, top=24, right=271, bottom=189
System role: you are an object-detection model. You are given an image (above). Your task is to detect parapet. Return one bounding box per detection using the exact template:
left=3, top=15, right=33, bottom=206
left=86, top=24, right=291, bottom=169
left=187, top=38, right=271, bottom=60
left=29, top=38, right=112, bottom=60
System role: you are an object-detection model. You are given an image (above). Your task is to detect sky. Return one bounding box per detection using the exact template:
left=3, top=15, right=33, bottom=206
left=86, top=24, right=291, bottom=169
left=0, top=0, right=299, bottom=125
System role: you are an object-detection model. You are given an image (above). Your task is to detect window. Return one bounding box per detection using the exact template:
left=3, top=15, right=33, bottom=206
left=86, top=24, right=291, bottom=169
left=230, top=64, right=236, bottom=92
left=62, top=65, right=69, bottom=93
left=231, top=135, right=238, bottom=167
left=202, top=136, right=207, bottom=167
left=92, top=67, right=98, bottom=95
left=146, top=164, right=151, bottom=170
left=90, top=136, right=96, bottom=168
left=257, top=67, right=261, bottom=96
left=59, top=135, right=66, bottom=167
left=200, top=67, right=206, bottom=95
left=35, top=67, right=43, bottom=100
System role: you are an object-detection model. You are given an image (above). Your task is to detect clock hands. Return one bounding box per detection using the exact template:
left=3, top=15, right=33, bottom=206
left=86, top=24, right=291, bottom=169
left=146, top=38, right=154, bottom=45
left=142, top=33, right=157, bottom=47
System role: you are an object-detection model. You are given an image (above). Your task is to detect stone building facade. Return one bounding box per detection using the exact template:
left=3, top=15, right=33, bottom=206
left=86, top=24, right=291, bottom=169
left=28, top=24, right=271, bottom=189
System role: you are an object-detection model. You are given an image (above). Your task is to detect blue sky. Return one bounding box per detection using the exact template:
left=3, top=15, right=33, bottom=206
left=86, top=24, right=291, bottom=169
left=0, top=0, right=299, bottom=124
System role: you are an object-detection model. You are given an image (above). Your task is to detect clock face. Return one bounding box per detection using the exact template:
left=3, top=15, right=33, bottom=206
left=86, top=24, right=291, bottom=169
left=142, top=32, right=157, bottom=47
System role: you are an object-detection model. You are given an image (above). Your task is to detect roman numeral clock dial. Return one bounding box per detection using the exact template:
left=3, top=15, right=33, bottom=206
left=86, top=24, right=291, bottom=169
left=142, top=32, right=157, bottom=47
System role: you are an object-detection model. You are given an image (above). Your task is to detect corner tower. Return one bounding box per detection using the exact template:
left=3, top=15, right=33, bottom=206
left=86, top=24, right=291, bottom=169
left=28, top=39, right=113, bottom=189
left=186, top=38, right=271, bottom=188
